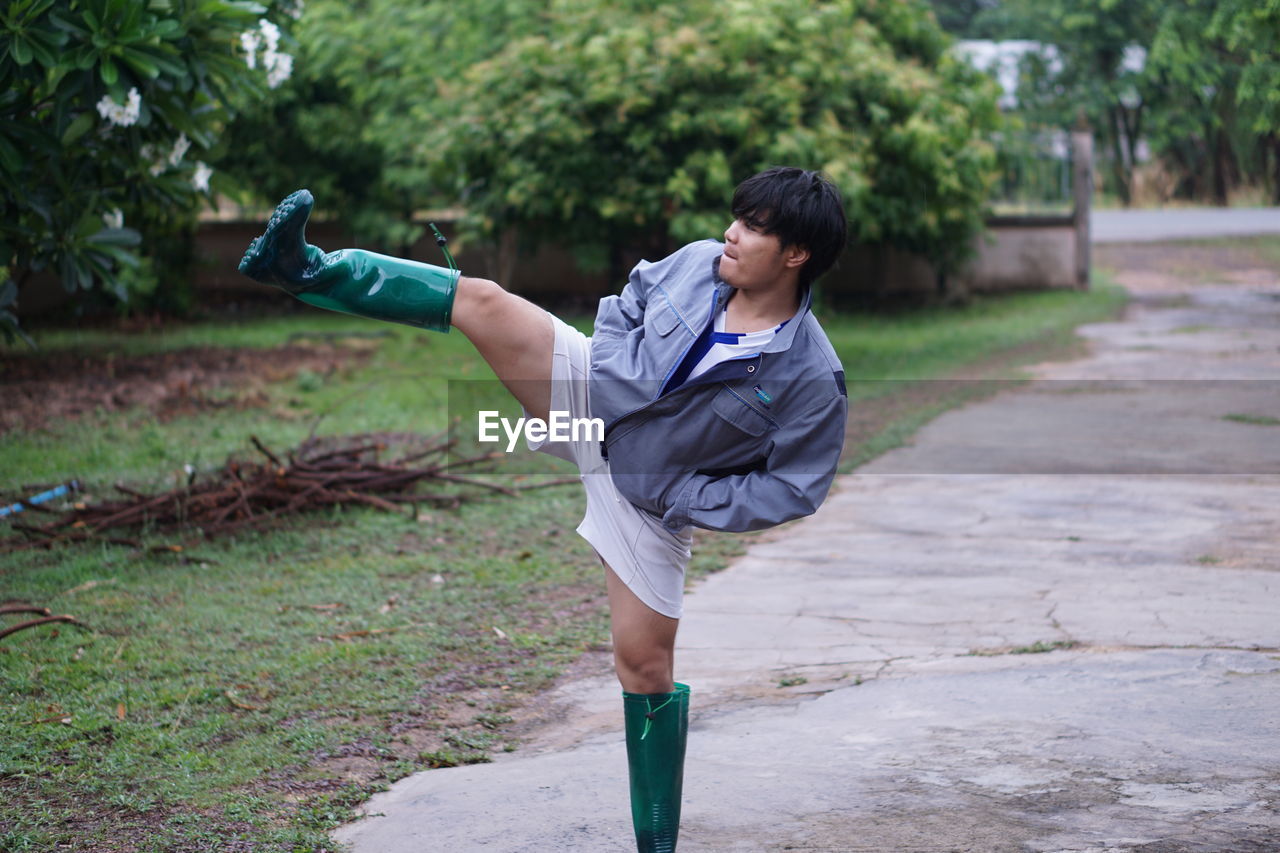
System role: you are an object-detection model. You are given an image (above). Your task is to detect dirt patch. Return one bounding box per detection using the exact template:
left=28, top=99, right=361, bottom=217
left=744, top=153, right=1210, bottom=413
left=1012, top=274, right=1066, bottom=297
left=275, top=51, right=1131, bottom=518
left=0, top=342, right=373, bottom=434
left=1094, top=240, right=1280, bottom=293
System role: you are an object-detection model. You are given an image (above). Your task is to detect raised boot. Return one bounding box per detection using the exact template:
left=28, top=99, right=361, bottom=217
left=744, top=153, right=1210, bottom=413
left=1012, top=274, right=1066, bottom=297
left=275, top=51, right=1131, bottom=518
left=238, top=189, right=459, bottom=332
left=623, top=682, right=690, bottom=852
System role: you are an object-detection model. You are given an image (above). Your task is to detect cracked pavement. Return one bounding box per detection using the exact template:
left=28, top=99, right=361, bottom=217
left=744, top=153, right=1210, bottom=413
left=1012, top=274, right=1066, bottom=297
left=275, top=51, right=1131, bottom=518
left=334, top=281, right=1280, bottom=852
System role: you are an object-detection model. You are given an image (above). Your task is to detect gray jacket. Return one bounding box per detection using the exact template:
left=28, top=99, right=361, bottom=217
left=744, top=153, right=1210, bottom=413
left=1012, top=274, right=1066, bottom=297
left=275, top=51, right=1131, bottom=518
left=589, top=239, right=847, bottom=533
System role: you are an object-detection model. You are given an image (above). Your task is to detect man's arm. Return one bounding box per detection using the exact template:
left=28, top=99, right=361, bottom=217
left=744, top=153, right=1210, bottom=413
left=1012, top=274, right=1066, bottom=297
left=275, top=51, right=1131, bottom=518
left=659, top=392, right=848, bottom=533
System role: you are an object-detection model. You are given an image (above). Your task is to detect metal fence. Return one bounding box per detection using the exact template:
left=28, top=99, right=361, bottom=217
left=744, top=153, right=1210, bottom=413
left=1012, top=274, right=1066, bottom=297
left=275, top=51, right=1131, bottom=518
left=989, top=129, right=1074, bottom=216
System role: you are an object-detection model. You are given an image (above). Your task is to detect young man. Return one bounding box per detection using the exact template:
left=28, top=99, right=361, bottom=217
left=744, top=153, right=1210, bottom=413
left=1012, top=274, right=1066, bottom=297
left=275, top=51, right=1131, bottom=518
left=239, top=166, right=848, bottom=852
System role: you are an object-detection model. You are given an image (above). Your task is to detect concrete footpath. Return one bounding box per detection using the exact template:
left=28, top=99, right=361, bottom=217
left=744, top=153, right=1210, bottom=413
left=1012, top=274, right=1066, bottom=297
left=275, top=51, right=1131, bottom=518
left=334, top=280, right=1280, bottom=851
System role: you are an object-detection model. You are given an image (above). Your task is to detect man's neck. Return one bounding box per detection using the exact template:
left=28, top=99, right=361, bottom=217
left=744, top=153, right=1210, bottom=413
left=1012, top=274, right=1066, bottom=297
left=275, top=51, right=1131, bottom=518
left=724, top=282, right=803, bottom=334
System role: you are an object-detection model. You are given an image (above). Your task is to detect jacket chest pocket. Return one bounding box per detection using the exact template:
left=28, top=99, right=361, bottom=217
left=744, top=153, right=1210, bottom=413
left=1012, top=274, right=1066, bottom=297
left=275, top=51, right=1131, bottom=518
left=711, top=386, right=775, bottom=437
left=645, top=297, right=683, bottom=337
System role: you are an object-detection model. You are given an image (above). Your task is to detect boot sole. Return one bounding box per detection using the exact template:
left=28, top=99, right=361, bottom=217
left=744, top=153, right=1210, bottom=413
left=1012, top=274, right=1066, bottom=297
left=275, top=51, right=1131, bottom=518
left=238, top=188, right=315, bottom=282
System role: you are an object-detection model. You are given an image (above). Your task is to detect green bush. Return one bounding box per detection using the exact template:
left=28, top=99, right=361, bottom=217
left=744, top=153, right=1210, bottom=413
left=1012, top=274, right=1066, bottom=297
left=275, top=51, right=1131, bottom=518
left=433, top=0, right=1001, bottom=283
left=219, top=0, right=1000, bottom=287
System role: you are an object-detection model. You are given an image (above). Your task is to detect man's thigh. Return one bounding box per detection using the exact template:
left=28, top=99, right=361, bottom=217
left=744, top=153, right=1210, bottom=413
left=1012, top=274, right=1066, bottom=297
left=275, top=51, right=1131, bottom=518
left=451, top=276, right=555, bottom=422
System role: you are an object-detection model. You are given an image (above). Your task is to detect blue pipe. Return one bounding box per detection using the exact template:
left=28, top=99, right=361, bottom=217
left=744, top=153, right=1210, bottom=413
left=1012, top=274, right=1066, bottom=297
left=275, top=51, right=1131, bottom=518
left=0, top=481, right=79, bottom=519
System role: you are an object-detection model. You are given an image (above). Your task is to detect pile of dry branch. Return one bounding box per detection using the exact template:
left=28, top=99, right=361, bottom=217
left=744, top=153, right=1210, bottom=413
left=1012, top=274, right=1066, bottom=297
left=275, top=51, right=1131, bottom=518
left=4, top=433, right=571, bottom=551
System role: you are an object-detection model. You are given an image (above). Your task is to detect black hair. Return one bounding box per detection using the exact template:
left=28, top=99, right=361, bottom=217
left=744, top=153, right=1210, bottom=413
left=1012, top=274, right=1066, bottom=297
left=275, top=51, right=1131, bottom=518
left=731, top=166, right=848, bottom=288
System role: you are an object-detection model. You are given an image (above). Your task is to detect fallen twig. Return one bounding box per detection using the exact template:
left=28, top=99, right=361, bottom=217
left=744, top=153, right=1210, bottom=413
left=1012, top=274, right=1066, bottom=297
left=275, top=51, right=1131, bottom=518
left=250, top=434, right=285, bottom=469
left=0, top=614, right=87, bottom=641
left=512, top=477, right=581, bottom=491
left=0, top=604, right=52, bottom=617
left=432, top=473, right=517, bottom=496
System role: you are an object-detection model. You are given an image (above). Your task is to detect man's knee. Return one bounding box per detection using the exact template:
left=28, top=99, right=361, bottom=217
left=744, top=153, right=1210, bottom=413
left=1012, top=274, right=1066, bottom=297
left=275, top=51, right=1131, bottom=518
left=454, top=275, right=505, bottom=318
left=613, top=644, right=674, bottom=693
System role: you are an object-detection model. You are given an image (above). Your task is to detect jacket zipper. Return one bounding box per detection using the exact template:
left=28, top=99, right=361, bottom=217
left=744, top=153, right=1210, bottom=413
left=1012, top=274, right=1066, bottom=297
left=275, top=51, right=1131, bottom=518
left=601, top=286, right=721, bottom=460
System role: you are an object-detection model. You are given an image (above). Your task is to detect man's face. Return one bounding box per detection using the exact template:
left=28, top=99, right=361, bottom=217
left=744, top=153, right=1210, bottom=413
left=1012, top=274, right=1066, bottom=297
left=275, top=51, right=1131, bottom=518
left=719, top=217, right=806, bottom=292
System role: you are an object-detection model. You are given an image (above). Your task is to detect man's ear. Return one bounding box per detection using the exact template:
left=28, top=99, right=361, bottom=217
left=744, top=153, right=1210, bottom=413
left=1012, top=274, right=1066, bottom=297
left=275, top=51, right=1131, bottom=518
left=784, top=244, right=810, bottom=270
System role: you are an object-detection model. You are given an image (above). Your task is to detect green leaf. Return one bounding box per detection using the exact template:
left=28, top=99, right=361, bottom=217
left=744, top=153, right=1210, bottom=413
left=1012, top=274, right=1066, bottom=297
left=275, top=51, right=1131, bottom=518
left=24, top=0, right=57, bottom=23
left=151, top=19, right=181, bottom=38
left=87, top=226, right=142, bottom=247
left=61, top=111, right=95, bottom=146
left=0, top=135, right=21, bottom=175
left=30, top=23, right=69, bottom=50
left=72, top=255, right=93, bottom=290
left=11, top=38, right=33, bottom=66
left=56, top=254, right=78, bottom=293
left=70, top=45, right=98, bottom=69
left=25, top=36, right=58, bottom=67
left=218, top=2, right=270, bottom=18
left=119, top=48, right=160, bottom=79
left=47, top=9, right=88, bottom=38
left=100, top=57, right=118, bottom=85
left=0, top=308, right=36, bottom=348
left=95, top=243, right=141, bottom=268
left=135, top=46, right=186, bottom=78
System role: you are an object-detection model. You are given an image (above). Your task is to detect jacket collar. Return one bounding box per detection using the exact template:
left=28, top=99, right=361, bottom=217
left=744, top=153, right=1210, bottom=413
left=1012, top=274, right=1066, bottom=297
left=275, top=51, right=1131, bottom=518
left=711, top=254, right=811, bottom=354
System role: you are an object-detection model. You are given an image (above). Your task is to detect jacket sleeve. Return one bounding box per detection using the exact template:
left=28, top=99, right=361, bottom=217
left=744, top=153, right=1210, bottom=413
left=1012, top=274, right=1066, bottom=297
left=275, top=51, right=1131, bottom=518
left=660, top=391, right=848, bottom=533
left=593, top=241, right=709, bottom=338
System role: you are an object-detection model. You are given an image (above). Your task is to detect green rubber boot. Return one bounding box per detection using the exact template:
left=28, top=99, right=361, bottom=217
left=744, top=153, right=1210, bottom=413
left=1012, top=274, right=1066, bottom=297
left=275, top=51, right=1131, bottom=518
left=237, top=189, right=459, bottom=332
left=623, top=682, right=690, bottom=852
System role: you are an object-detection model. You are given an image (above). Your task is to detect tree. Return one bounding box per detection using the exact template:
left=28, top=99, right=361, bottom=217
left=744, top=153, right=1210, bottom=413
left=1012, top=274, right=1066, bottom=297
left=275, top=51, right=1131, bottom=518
left=0, top=0, right=298, bottom=343
left=429, top=0, right=1000, bottom=287
left=1143, top=2, right=1245, bottom=204
left=217, top=0, right=550, bottom=253
left=1140, top=0, right=1280, bottom=204
left=927, top=0, right=1003, bottom=39
left=1206, top=0, right=1280, bottom=202
left=976, top=0, right=1161, bottom=206
left=970, top=0, right=1280, bottom=205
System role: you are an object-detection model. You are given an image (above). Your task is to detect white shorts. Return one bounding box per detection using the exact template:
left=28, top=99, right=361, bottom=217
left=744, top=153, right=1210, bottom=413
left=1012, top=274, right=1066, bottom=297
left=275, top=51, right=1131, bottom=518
left=525, top=313, right=692, bottom=619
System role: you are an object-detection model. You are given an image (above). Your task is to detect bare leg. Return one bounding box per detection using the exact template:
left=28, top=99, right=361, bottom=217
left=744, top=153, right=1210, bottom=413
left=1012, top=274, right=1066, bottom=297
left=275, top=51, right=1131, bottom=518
left=452, top=280, right=680, bottom=689
left=451, top=275, right=555, bottom=422
left=603, top=560, right=678, bottom=694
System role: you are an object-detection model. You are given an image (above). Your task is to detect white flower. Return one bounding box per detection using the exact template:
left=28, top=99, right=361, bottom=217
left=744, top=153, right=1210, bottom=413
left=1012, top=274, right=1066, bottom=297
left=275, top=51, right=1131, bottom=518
left=168, top=133, right=191, bottom=167
left=102, top=208, right=124, bottom=229
left=95, top=87, right=142, bottom=128
left=141, top=145, right=166, bottom=176
left=96, top=94, right=113, bottom=120
left=285, top=0, right=304, bottom=21
left=242, top=19, right=294, bottom=87
left=241, top=29, right=261, bottom=69
left=266, top=52, right=293, bottom=88
left=259, top=19, right=281, bottom=53
left=192, top=161, right=213, bottom=193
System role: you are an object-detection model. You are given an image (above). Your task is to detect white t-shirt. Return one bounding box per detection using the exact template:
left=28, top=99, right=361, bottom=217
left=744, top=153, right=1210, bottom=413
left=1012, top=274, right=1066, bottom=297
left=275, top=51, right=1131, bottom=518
left=682, top=307, right=784, bottom=383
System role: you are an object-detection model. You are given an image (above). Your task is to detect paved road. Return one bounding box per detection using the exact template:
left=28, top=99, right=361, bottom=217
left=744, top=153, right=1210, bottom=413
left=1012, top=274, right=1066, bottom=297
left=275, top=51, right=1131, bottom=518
left=1092, top=207, right=1280, bottom=242
left=334, top=281, right=1280, bottom=851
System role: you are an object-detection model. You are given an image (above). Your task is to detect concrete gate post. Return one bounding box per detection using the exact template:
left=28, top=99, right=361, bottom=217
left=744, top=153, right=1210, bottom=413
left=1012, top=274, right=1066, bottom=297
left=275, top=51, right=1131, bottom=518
left=1072, top=129, right=1094, bottom=289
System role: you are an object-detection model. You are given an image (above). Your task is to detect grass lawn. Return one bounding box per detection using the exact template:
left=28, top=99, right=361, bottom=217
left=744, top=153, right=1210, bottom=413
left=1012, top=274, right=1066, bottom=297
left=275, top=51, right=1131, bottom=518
left=0, top=281, right=1126, bottom=851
